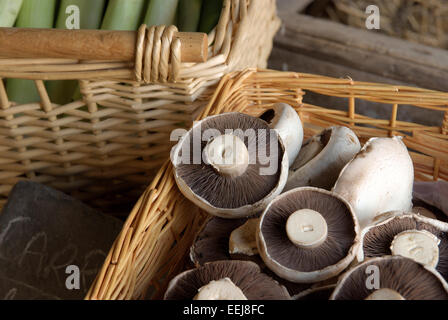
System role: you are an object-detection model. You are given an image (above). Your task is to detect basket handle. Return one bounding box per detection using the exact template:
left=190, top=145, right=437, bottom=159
left=0, top=26, right=208, bottom=63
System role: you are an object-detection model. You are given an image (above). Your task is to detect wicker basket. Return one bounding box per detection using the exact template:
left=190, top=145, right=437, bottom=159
left=0, top=0, right=280, bottom=213
left=86, top=68, right=448, bottom=299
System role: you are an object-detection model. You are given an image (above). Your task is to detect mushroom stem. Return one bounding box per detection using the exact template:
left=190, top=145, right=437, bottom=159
left=203, top=134, right=249, bottom=178
left=365, top=288, right=405, bottom=300
left=229, top=218, right=259, bottom=256
left=390, top=230, right=440, bottom=268
left=285, top=209, right=328, bottom=248
left=193, top=278, right=248, bottom=300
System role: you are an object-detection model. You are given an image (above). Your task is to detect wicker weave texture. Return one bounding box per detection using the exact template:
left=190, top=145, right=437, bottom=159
left=0, top=0, right=280, bottom=213
left=85, top=69, right=448, bottom=299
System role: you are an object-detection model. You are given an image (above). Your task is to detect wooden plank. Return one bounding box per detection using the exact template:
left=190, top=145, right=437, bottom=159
left=274, top=12, right=448, bottom=92
left=279, top=13, right=448, bottom=70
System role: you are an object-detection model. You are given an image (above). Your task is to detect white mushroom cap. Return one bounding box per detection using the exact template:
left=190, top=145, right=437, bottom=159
left=285, top=126, right=361, bottom=191
left=333, top=136, right=414, bottom=228
left=261, top=103, right=304, bottom=167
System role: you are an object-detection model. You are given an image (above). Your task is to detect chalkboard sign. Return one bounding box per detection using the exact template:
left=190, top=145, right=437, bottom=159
left=0, top=181, right=123, bottom=300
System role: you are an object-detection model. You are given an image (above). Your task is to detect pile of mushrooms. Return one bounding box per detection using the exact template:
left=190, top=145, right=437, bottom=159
left=165, top=103, right=448, bottom=300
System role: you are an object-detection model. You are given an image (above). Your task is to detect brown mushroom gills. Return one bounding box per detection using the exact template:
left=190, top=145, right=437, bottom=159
left=294, top=285, right=336, bottom=300
left=176, top=113, right=284, bottom=209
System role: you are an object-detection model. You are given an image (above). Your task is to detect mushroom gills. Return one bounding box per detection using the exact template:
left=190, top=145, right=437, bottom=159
left=194, top=278, right=248, bottom=300
left=293, top=285, right=336, bottom=300
left=229, top=218, right=259, bottom=256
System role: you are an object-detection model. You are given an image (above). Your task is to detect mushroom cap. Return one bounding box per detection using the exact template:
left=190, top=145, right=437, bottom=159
left=331, top=255, right=448, bottom=300
left=284, top=126, right=360, bottom=192
left=293, top=284, right=336, bottom=300
left=171, top=112, right=288, bottom=218
left=333, top=136, right=414, bottom=227
left=259, top=103, right=304, bottom=167
left=257, top=187, right=361, bottom=283
left=359, top=211, right=448, bottom=280
left=164, top=260, right=291, bottom=300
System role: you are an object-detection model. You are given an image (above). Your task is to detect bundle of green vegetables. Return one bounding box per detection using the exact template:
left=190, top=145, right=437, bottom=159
left=0, top=0, right=223, bottom=104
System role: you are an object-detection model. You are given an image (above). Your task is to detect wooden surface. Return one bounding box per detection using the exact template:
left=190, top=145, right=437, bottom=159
left=271, top=11, right=448, bottom=92
left=0, top=27, right=208, bottom=63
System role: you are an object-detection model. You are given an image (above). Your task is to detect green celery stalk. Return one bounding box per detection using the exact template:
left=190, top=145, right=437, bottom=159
left=55, top=0, right=106, bottom=29
left=7, top=0, right=57, bottom=104
left=102, top=0, right=147, bottom=31
left=47, top=0, right=107, bottom=105
left=198, top=0, right=223, bottom=34
left=0, top=0, right=23, bottom=27
left=177, top=0, right=202, bottom=32
left=143, top=0, right=178, bottom=27
left=15, top=0, right=56, bottom=27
